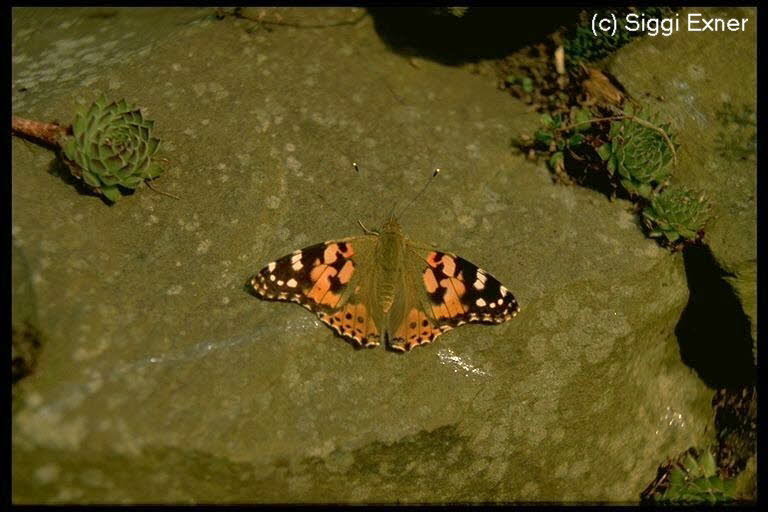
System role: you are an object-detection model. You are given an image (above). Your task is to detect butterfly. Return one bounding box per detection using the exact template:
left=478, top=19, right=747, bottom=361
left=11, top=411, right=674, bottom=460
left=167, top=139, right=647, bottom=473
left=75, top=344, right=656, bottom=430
left=249, top=204, right=520, bottom=352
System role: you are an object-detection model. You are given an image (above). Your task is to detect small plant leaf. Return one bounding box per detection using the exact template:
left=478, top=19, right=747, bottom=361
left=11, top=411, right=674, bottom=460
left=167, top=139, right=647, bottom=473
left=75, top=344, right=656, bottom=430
left=548, top=151, right=564, bottom=172
left=669, top=468, right=685, bottom=487
left=534, top=130, right=553, bottom=145
left=700, top=450, right=716, bottom=477
left=573, top=108, right=592, bottom=132
left=521, top=77, right=534, bottom=93
left=101, top=185, right=121, bottom=202
left=568, top=134, right=584, bottom=147
left=596, top=143, right=612, bottom=161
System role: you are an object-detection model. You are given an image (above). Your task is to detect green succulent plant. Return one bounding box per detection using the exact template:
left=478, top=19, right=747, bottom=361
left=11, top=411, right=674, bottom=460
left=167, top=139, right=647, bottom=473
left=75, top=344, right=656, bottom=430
left=597, top=109, right=676, bottom=199
left=658, top=449, right=736, bottom=504
left=643, top=184, right=710, bottom=245
left=60, top=95, right=164, bottom=202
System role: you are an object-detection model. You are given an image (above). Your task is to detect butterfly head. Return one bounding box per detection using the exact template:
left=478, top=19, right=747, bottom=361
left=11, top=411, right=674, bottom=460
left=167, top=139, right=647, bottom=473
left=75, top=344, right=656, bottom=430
left=380, top=215, right=403, bottom=235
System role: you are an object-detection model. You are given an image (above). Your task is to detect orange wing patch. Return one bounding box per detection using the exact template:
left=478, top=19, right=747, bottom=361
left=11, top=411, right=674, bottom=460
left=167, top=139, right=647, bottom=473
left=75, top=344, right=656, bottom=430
left=307, top=263, right=345, bottom=307
left=318, top=302, right=380, bottom=348
left=423, top=267, right=467, bottom=318
left=442, top=276, right=467, bottom=317
left=390, top=307, right=450, bottom=352
left=250, top=241, right=356, bottom=310
left=423, top=250, right=520, bottom=329
left=306, top=243, right=356, bottom=307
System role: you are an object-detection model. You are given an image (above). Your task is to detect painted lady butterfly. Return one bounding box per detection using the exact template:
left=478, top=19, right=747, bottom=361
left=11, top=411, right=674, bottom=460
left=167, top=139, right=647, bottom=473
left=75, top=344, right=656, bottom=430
left=249, top=209, right=520, bottom=352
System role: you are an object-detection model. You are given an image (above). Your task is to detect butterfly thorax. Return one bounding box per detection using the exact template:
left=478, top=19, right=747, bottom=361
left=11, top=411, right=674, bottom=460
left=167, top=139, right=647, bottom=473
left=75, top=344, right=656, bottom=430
left=374, top=217, right=407, bottom=313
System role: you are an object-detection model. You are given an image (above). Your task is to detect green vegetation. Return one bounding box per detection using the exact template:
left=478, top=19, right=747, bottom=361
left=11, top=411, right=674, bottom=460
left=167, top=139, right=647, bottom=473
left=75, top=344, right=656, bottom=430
left=498, top=7, right=714, bottom=250
left=527, top=108, right=593, bottom=181
left=597, top=108, right=675, bottom=200
left=504, top=74, right=534, bottom=94
left=649, top=449, right=736, bottom=504
left=519, top=103, right=709, bottom=249
left=61, top=95, right=165, bottom=202
left=643, top=185, right=709, bottom=247
left=442, top=7, right=469, bottom=18
left=716, top=102, right=756, bottom=161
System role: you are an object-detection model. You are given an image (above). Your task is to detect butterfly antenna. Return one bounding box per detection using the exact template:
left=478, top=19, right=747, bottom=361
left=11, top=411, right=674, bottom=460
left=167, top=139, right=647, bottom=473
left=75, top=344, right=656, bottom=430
left=354, top=161, right=395, bottom=215
left=395, top=168, right=441, bottom=221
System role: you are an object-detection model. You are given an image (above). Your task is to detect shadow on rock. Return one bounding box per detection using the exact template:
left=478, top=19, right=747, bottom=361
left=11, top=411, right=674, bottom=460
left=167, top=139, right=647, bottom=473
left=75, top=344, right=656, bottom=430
left=368, top=7, right=580, bottom=66
left=47, top=156, right=131, bottom=205
left=675, top=245, right=755, bottom=389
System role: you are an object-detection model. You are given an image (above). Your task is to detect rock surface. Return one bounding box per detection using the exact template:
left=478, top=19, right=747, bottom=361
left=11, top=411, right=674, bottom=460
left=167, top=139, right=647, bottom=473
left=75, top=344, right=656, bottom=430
left=12, top=8, right=714, bottom=503
left=606, top=6, right=757, bottom=345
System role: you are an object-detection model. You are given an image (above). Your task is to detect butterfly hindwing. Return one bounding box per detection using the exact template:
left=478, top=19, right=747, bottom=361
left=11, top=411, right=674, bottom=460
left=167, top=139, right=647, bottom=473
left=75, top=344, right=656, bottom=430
left=387, top=300, right=450, bottom=352
left=317, top=296, right=381, bottom=348
left=250, top=237, right=382, bottom=347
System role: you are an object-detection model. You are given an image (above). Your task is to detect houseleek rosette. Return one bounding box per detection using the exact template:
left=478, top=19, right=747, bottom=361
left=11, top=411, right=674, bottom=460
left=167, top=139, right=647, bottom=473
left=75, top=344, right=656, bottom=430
left=598, top=109, right=675, bottom=199
left=60, top=96, right=164, bottom=202
left=643, top=184, right=710, bottom=244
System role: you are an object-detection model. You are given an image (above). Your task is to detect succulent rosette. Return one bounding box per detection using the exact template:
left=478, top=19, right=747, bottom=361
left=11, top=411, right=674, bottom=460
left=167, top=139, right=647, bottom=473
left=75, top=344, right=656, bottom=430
left=655, top=449, right=736, bottom=504
left=598, top=109, right=675, bottom=199
left=643, top=184, right=710, bottom=244
left=60, top=96, right=163, bottom=202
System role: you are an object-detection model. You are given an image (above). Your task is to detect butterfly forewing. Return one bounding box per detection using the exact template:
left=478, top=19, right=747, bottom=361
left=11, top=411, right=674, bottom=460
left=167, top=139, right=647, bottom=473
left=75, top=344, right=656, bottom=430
left=421, top=249, right=520, bottom=325
left=251, top=240, right=354, bottom=308
left=250, top=236, right=383, bottom=347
